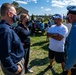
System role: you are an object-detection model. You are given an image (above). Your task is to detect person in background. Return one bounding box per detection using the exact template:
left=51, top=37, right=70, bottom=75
left=31, top=20, right=36, bottom=36
left=63, top=13, right=72, bottom=38
left=47, top=14, right=68, bottom=71
left=0, top=3, right=25, bottom=75
left=45, top=25, right=50, bottom=41
left=48, top=19, right=51, bottom=27
left=63, top=13, right=72, bottom=57
left=40, top=19, right=45, bottom=33
left=63, top=5, right=76, bottom=75
left=14, top=13, right=33, bottom=74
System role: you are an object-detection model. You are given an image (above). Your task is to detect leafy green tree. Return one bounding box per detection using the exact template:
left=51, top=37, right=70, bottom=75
left=31, top=14, right=35, bottom=20
left=12, top=1, right=19, bottom=8
left=12, top=1, right=20, bottom=14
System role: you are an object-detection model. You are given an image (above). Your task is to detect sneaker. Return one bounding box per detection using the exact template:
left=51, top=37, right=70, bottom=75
left=25, top=69, right=33, bottom=73
left=28, top=69, right=33, bottom=73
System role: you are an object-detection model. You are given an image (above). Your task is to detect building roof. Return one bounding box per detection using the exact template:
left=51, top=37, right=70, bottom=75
left=17, top=7, right=28, bottom=15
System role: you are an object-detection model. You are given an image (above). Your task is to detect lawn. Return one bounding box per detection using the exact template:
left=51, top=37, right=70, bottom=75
left=27, top=33, right=63, bottom=75
left=0, top=33, right=63, bottom=75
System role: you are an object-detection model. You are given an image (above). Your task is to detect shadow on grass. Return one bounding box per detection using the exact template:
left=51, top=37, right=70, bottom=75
left=29, top=57, right=49, bottom=68
left=37, top=67, right=61, bottom=75
left=37, top=68, right=61, bottom=75
left=36, top=66, right=50, bottom=75
left=31, top=41, right=49, bottom=51
left=31, top=41, right=48, bottom=46
left=41, top=43, right=49, bottom=51
left=31, top=32, right=45, bottom=37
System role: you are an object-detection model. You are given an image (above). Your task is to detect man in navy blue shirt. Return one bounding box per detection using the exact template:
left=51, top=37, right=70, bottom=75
left=63, top=5, right=76, bottom=75
left=0, top=3, right=25, bottom=75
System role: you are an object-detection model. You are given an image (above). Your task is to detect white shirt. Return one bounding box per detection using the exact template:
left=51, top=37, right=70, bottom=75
left=47, top=24, right=68, bottom=52
left=63, top=23, right=72, bottom=37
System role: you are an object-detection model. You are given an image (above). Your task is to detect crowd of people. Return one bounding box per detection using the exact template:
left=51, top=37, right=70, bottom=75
left=0, top=2, right=76, bottom=75
left=28, top=19, right=51, bottom=36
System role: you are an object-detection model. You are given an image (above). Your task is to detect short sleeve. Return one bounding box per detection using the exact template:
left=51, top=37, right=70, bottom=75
left=59, top=26, right=68, bottom=37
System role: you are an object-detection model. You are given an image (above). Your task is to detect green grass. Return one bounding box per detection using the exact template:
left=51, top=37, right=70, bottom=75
left=0, top=33, right=63, bottom=75
left=27, top=33, right=63, bottom=75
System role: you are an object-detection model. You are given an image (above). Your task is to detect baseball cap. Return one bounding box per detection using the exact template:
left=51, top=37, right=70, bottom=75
left=53, top=14, right=63, bottom=20
left=67, top=5, right=76, bottom=15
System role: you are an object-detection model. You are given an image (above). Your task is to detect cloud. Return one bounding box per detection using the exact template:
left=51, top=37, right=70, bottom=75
left=52, top=0, right=66, bottom=8
left=15, top=0, right=27, bottom=4
left=44, top=8, right=51, bottom=11
left=27, top=0, right=37, bottom=3
left=46, top=0, right=49, bottom=2
left=52, top=4, right=64, bottom=8
left=41, top=6, right=44, bottom=9
left=12, top=0, right=27, bottom=4
left=51, top=0, right=76, bottom=8
left=69, top=0, right=76, bottom=5
left=41, top=7, right=51, bottom=11
left=13, top=0, right=37, bottom=4
left=32, top=0, right=37, bottom=3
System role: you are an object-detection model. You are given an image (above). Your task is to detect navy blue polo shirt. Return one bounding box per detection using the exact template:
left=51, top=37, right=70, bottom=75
left=14, top=24, right=30, bottom=49
left=0, top=20, right=25, bottom=72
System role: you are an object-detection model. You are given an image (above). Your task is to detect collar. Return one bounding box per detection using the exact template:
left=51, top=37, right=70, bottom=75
left=0, top=20, right=13, bottom=29
left=19, top=23, right=27, bottom=29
